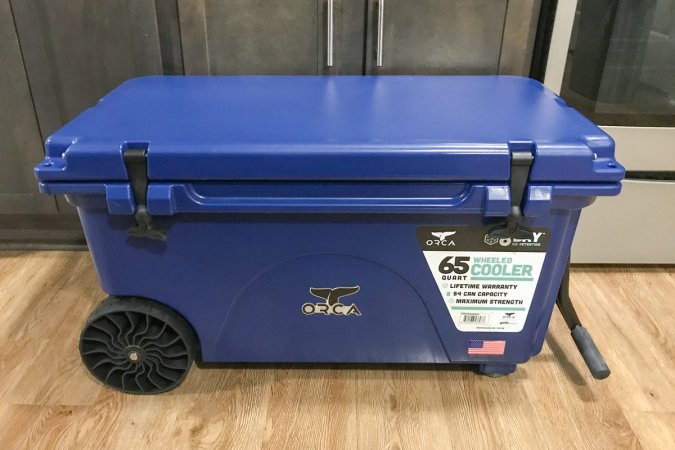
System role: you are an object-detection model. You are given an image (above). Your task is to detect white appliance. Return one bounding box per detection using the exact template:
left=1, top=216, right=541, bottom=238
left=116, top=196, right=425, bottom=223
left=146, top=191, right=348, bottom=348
left=544, top=0, right=675, bottom=263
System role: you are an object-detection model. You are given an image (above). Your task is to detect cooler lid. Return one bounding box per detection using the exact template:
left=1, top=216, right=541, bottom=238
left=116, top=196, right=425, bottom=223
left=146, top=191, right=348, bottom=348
left=36, top=76, right=623, bottom=183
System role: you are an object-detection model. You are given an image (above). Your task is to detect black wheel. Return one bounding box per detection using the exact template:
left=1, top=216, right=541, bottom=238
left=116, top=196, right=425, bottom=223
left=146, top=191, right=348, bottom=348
left=79, top=296, right=198, bottom=394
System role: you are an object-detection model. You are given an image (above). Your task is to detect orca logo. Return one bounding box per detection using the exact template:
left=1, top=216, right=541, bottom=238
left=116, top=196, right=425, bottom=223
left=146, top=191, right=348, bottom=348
left=427, top=231, right=457, bottom=247
left=500, top=312, right=517, bottom=325
left=302, top=286, right=362, bottom=316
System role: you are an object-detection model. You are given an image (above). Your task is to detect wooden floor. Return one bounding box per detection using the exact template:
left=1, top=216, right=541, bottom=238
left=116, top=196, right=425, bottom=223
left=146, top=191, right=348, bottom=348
left=0, top=251, right=673, bottom=449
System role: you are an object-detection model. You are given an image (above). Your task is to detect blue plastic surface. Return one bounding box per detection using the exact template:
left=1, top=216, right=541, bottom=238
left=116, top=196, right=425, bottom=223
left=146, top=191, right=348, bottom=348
left=35, top=76, right=624, bottom=374
left=69, top=197, right=587, bottom=365
left=35, top=76, right=623, bottom=183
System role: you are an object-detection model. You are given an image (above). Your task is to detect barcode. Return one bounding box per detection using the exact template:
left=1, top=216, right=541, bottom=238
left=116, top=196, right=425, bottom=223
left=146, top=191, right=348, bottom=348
left=461, top=313, right=488, bottom=324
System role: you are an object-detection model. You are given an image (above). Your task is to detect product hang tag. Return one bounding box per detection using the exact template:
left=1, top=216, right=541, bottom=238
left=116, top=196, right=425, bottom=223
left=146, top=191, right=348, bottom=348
left=416, top=226, right=549, bottom=332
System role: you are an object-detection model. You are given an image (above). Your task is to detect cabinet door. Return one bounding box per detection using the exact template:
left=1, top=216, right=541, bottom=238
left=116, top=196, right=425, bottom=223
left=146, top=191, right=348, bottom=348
left=325, top=0, right=368, bottom=74
left=0, top=0, right=57, bottom=214
left=365, top=0, right=539, bottom=75
left=178, top=0, right=365, bottom=75
left=10, top=0, right=166, bottom=139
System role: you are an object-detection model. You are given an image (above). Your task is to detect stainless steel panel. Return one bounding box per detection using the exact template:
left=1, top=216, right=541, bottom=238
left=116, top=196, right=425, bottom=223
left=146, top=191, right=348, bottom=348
left=543, top=0, right=579, bottom=94
left=0, top=0, right=57, bottom=214
left=366, top=0, right=508, bottom=75
left=545, top=2, right=675, bottom=264
left=11, top=0, right=164, bottom=137
left=572, top=180, right=675, bottom=263
left=602, top=126, right=675, bottom=171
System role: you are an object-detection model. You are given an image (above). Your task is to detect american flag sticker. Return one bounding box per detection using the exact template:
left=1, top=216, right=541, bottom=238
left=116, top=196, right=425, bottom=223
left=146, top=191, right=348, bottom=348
left=468, top=340, right=506, bottom=356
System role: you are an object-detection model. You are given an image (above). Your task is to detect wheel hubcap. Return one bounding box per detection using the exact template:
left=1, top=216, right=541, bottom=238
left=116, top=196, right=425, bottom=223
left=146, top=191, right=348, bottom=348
left=125, top=346, right=145, bottom=363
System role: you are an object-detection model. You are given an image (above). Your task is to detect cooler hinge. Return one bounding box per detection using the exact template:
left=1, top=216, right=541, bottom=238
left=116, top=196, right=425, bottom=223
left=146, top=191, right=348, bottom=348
left=123, top=149, right=167, bottom=241
left=488, top=149, right=535, bottom=240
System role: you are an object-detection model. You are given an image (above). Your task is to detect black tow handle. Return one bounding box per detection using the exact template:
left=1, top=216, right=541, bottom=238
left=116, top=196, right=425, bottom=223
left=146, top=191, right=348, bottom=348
left=556, top=258, right=610, bottom=380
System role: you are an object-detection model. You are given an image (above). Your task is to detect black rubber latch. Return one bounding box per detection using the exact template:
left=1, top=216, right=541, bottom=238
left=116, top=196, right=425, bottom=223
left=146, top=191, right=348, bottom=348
left=123, top=149, right=167, bottom=241
left=488, top=150, right=535, bottom=240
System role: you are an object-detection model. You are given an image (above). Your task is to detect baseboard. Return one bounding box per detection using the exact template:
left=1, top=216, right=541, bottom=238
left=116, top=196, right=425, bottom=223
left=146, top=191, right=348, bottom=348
left=0, top=214, right=86, bottom=249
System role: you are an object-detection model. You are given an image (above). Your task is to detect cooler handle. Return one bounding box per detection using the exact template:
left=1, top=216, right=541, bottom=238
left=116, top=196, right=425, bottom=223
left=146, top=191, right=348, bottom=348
left=146, top=183, right=511, bottom=216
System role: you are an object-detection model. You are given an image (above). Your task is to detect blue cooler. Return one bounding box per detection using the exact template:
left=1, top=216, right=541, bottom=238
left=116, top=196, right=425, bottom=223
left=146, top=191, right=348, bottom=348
left=35, top=76, right=624, bottom=394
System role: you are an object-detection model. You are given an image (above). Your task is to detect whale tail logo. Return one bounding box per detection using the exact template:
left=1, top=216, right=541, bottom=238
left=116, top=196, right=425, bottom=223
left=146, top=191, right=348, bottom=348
left=303, top=286, right=362, bottom=316
left=431, top=231, right=456, bottom=241
left=309, top=286, right=360, bottom=306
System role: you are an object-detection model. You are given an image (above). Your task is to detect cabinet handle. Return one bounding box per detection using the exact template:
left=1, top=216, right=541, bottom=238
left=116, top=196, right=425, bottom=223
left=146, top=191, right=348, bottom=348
left=327, top=0, right=334, bottom=67
left=376, top=0, right=384, bottom=67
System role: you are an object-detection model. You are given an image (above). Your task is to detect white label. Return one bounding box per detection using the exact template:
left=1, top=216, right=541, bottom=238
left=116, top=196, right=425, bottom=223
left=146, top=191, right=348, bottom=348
left=422, top=251, right=546, bottom=332
left=416, top=226, right=549, bottom=333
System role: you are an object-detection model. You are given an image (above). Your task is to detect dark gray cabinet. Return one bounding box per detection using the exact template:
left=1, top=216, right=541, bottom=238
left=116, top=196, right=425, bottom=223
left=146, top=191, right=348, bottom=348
left=178, top=0, right=366, bottom=75
left=1, top=0, right=541, bottom=244
left=7, top=0, right=176, bottom=219
left=0, top=0, right=57, bottom=214
left=365, top=0, right=540, bottom=75
left=177, top=0, right=539, bottom=77
left=10, top=0, right=169, bottom=138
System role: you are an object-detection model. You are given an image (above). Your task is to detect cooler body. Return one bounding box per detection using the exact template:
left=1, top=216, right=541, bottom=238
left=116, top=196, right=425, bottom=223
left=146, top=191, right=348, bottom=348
left=67, top=191, right=593, bottom=367
left=35, top=76, right=624, bottom=374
